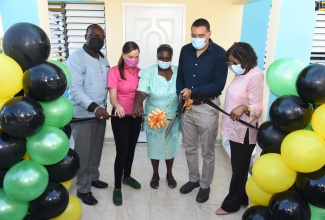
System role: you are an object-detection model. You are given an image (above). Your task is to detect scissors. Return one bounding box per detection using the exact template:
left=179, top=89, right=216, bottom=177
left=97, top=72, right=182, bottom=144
left=165, top=94, right=185, bottom=139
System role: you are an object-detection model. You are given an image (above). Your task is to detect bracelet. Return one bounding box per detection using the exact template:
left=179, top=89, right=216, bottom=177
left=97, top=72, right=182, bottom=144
left=94, top=106, right=100, bottom=114
left=115, top=105, right=121, bottom=109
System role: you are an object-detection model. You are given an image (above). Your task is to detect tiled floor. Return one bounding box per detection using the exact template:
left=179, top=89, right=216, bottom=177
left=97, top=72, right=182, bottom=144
left=69, top=142, right=248, bottom=220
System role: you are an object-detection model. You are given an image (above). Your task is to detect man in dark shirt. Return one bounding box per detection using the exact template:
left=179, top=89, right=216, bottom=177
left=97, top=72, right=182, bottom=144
left=176, top=18, right=228, bottom=203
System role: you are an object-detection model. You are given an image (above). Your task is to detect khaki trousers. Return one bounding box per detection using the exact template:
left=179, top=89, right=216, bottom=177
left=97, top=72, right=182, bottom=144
left=181, top=97, right=220, bottom=189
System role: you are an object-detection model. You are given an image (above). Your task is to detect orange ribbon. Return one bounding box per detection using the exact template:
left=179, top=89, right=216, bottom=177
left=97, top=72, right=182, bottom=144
left=147, top=108, right=167, bottom=130
left=185, top=99, right=193, bottom=111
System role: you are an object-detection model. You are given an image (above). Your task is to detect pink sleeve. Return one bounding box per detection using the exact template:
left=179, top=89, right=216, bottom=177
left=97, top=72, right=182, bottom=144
left=107, top=67, right=119, bottom=88
left=247, top=72, right=264, bottom=117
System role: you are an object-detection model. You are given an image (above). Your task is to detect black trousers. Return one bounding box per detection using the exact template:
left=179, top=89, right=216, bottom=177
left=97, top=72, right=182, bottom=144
left=111, top=113, right=142, bottom=189
left=221, top=129, right=255, bottom=212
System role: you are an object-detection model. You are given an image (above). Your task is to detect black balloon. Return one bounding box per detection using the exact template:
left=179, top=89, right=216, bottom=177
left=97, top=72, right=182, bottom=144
left=296, top=63, right=325, bottom=104
left=296, top=168, right=325, bottom=208
left=60, top=124, right=72, bottom=139
left=242, top=205, right=271, bottom=220
left=0, top=131, right=26, bottom=169
left=3, top=22, right=50, bottom=71
left=23, top=62, right=67, bottom=102
left=45, top=148, right=80, bottom=182
left=23, top=214, right=45, bottom=220
left=0, top=96, right=45, bottom=138
left=269, top=191, right=311, bottom=220
left=0, top=168, right=9, bottom=188
left=269, top=95, right=312, bottom=133
left=29, top=182, right=69, bottom=219
left=256, top=121, right=289, bottom=154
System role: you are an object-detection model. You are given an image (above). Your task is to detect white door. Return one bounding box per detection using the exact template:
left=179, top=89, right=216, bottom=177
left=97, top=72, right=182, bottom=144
left=124, top=3, right=185, bottom=69
left=124, top=3, right=185, bottom=142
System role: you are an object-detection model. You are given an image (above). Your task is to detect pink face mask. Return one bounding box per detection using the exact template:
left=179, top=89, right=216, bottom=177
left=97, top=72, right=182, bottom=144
left=125, top=59, right=139, bottom=68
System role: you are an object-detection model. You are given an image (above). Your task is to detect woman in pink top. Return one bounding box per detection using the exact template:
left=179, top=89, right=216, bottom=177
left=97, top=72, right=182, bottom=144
left=107, top=41, right=142, bottom=206
left=216, top=42, right=263, bottom=215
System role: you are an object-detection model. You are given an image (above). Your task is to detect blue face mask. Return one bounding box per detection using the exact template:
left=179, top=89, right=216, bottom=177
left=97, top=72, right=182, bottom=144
left=230, top=64, right=245, bottom=75
left=191, top=38, right=206, bottom=50
left=157, top=60, right=171, bottom=69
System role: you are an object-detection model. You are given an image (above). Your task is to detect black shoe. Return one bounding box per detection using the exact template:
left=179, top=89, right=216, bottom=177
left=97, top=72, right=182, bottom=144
left=91, top=180, right=108, bottom=188
left=77, top=191, right=98, bottom=205
left=179, top=181, right=200, bottom=194
left=196, top=187, right=210, bottom=203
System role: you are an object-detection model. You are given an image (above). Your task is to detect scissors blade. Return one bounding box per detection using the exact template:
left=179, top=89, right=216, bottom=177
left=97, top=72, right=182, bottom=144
left=165, top=115, right=177, bottom=139
left=164, top=94, right=184, bottom=138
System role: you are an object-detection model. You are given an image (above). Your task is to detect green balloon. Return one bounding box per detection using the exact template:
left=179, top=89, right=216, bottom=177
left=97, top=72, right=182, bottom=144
left=0, top=188, right=28, bottom=220
left=304, top=123, right=313, bottom=131
left=309, top=203, right=325, bottom=220
left=48, top=60, right=71, bottom=89
left=27, top=126, right=70, bottom=165
left=3, top=160, right=48, bottom=202
left=40, top=96, right=74, bottom=128
left=266, top=58, right=306, bottom=96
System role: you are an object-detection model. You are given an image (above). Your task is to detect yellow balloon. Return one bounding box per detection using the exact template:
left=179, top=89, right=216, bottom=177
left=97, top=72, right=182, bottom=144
left=312, top=104, right=325, bottom=138
left=246, top=176, right=273, bottom=206
left=250, top=201, right=258, bottom=207
left=23, top=152, right=31, bottom=160
left=281, top=130, right=325, bottom=173
left=0, top=98, right=10, bottom=109
left=60, top=180, right=72, bottom=190
left=252, top=153, right=296, bottom=193
left=0, top=54, right=23, bottom=98
left=51, top=194, right=82, bottom=220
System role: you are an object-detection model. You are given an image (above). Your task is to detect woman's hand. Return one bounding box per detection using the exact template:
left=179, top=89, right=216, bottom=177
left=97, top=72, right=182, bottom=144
left=230, top=105, right=248, bottom=121
left=132, top=105, right=143, bottom=118
left=115, top=105, right=125, bottom=118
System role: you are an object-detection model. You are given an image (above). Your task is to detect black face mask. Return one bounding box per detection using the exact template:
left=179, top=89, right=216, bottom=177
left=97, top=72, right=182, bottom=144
left=89, top=38, right=104, bottom=51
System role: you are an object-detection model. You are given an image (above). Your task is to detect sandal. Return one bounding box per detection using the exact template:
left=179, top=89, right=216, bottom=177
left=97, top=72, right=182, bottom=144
left=166, top=174, right=177, bottom=189
left=150, top=176, right=160, bottom=189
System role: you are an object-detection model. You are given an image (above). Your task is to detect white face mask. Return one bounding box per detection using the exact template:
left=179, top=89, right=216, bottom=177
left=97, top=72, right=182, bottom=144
left=157, top=60, right=171, bottom=69
left=191, top=38, right=206, bottom=50
left=230, top=64, right=245, bottom=75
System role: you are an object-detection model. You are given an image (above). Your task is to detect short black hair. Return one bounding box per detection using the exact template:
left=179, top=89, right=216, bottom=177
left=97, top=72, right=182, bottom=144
left=192, top=18, right=210, bottom=32
left=157, top=44, right=173, bottom=54
left=86, top=24, right=102, bottom=33
left=225, top=42, right=258, bottom=69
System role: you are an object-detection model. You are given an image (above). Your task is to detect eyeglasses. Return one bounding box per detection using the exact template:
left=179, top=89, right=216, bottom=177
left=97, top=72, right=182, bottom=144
left=86, top=33, right=106, bottom=40
left=227, top=61, right=240, bottom=66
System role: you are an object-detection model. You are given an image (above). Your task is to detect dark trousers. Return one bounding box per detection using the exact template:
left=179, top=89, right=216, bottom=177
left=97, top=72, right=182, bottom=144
left=221, top=129, right=255, bottom=212
left=111, top=114, right=142, bottom=189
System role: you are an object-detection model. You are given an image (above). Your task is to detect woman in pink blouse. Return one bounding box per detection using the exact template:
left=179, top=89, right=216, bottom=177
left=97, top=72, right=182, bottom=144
left=107, top=41, right=142, bottom=206
left=216, top=42, right=263, bottom=215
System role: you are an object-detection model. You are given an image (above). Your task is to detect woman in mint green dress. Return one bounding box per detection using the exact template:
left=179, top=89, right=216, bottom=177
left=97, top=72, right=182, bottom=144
left=132, top=44, right=181, bottom=189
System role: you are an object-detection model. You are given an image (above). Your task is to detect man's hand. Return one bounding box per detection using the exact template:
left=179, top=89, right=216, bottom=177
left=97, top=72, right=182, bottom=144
left=180, top=88, right=191, bottom=100
left=95, top=107, right=110, bottom=120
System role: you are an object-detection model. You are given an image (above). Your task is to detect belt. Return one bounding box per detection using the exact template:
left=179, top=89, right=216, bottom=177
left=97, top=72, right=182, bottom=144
left=192, top=97, right=216, bottom=105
